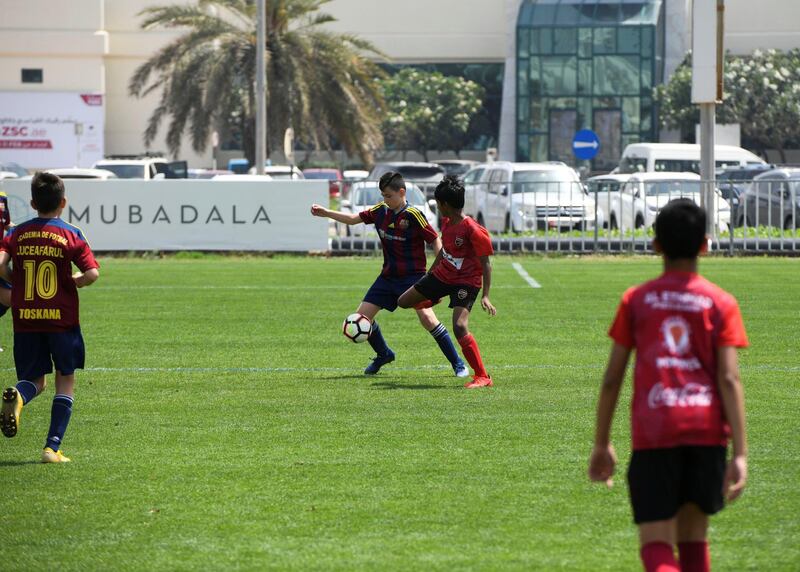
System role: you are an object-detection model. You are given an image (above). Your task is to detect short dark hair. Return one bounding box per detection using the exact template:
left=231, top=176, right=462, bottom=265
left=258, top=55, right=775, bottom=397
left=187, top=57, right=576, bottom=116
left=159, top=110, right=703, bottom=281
left=31, top=171, right=65, bottom=213
left=434, top=175, right=465, bottom=209
left=655, top=198, right=707, bottom=260
left=379, top=171, right=405, bottom=192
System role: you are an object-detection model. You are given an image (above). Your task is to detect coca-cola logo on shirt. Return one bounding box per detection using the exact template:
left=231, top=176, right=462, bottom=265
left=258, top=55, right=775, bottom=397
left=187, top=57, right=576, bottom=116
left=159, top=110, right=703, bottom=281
left=454, top=236, right=464, bottom=247
left=661, top=316, right=690, bottom=355
left=648, top=382, right=712, bottom=409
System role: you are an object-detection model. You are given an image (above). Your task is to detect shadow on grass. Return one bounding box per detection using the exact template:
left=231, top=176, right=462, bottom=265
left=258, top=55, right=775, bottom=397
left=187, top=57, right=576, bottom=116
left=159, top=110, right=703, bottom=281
left=370, top=381, right=455, bottom=390
left=0, top=460, right=41, bottom=467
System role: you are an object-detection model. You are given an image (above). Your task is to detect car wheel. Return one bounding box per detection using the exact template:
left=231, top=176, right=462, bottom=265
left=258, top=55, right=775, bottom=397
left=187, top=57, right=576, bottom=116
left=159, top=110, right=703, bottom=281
left=784, top=216, right=795, bottom=231
left=634, top=215, right=645, bottom=229
left=504, top=214, right=511, bottom=233
left=609, top=215, right=618, bottom=230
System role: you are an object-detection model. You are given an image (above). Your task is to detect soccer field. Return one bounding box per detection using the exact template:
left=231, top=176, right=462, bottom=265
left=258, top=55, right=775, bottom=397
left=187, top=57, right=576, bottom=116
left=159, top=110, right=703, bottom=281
left=1, top=255, right=798, bottom=571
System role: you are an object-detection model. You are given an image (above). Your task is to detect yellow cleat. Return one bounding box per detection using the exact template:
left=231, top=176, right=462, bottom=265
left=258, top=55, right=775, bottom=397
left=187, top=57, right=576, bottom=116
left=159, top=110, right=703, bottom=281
left=1, top=387, right=23, bottom=438
left=42, top=447, right=71, bottom=464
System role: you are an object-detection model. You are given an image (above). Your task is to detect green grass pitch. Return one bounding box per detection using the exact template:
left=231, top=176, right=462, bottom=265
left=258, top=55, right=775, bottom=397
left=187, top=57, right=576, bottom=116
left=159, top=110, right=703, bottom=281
left=0, top=255, right=798, bottom=570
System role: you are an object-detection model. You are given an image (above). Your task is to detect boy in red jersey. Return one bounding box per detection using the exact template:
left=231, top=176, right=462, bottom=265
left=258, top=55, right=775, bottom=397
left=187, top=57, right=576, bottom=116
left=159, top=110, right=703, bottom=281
left=0, top=189, right=14, bottom=344
left=398, top=175, right=496, bottom=389
left=589, top=199, right=748, bottom=572
left=311, top=172, right=468, bottom=377
left=0, top=172, right=100, bottom=463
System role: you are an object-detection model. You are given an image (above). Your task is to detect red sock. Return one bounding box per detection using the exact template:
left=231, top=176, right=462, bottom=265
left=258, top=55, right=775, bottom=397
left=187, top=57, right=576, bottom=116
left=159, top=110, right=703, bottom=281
left=458, top=333, right=488, bottom=378
left=678, top=541, right=710, bottom=572
left=640, top=542, right=679, bottom=572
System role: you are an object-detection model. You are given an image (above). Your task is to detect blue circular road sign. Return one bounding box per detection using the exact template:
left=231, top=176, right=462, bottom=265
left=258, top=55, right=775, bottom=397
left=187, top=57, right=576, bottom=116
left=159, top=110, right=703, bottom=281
left=572, top=129, right=600, bottom=160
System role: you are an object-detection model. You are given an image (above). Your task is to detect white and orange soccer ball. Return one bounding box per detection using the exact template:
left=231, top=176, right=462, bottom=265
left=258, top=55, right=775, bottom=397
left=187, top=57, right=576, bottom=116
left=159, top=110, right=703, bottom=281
left=342, top=313, right=372, bottom=343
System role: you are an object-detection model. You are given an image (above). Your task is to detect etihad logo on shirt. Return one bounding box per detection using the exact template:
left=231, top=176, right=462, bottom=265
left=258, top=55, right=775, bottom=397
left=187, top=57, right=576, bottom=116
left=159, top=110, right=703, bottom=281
left=661, top=316, right=690, bottom=355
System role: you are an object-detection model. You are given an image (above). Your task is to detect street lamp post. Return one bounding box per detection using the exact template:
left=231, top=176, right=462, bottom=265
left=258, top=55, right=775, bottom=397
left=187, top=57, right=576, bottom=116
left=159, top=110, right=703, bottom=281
left=255, top=0, right=267, bottom=175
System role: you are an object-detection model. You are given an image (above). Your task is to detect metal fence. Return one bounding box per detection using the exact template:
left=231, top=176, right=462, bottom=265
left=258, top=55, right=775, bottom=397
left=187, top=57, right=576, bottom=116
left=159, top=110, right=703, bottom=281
left=330, top=178, right=799, bottom=255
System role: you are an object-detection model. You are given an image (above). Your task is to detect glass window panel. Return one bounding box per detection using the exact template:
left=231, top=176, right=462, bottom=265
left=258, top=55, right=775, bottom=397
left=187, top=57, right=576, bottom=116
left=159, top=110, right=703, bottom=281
left=640, top=97, right=653, bottom=132
left=553, top=28, right=577, bottom=54
left=518, top=62, right=529, bottom=97
left=594, top=4, right=621, bottom=23
left=531, top=135, right=548, bottom=162
left=518, top=97, right=530, bottom=127
left=530, top=57, right=542, bottom=96
left=531, top=98, right=547, bottom=130
left=622, top=97, right=640, bottom=132
left=641, top=59, right=653, bottom=92
left=556, top=4, right=588, bottom=26
left=549, top=109, right=578, bottom=164
left=532, top=4, right=557, bottom=27
left=550, top=97, right=577, bottom=109
left=530, top=29, right=540, bottom=54
left=540, top=28, right=553, bottom=54
left=593, top=110, right=622, bottom=172
left=518, top=28, right=530, bottom=57
left=641, top=27, right=654, bottom=57
left=578, top=59, right=592, bottom=95
left=542, top=56, right=577, bottom=96
left=618, top=27, right=641, bottom=54
left=518, top=134, right=531, bottom=159
left=593, top=28, right=616, bottom=54
left=594, top=96, right=620, bottom=108
left=594, top=55, right=639, bottom=96
left=578, top=28, right=593, bottom=58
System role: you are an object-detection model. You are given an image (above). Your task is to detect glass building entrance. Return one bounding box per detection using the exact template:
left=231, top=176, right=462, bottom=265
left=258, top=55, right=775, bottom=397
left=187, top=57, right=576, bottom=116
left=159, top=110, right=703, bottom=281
left=516, top=0, right=664, bottom=171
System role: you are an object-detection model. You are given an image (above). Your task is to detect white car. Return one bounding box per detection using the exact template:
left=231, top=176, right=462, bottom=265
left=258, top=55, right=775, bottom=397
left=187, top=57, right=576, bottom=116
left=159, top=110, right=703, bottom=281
left=93, top=157, right=187, bottom=179
left=463, top=161, right=601, bottom=232
left=247, top=165, right=304, bottom=179
left=46, top=167, right=118, bottom=179
left=337, top=181, right=438, bottom=238
left=598, top=172, right=731, bottom=231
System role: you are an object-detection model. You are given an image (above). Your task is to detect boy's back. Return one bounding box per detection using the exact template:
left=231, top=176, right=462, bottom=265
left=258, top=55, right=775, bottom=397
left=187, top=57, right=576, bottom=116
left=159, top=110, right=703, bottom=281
left=610, top=271, right=748, bottom=450
left=4, top=217, right=97, bottom=332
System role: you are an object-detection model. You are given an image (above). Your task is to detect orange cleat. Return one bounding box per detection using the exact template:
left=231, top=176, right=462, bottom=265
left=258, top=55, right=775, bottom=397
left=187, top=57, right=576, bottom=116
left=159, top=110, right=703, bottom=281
left=464, top=376, right=493, bottom=389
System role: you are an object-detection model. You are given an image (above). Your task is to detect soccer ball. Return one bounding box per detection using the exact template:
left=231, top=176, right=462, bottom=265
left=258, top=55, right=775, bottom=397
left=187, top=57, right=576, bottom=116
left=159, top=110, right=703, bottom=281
left=342, top=313, right=372, bottom=343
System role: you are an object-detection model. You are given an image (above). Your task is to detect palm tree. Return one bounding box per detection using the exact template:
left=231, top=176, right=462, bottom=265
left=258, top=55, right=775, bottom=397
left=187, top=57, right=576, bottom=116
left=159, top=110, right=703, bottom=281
left=129, top=0, right=386, bottom=165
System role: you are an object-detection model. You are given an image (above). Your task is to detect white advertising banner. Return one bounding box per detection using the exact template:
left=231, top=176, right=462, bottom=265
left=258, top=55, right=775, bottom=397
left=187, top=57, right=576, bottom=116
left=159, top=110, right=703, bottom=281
left=0, top=179, right=329, bottom=251
left=0, top=92, right=104, bottom=169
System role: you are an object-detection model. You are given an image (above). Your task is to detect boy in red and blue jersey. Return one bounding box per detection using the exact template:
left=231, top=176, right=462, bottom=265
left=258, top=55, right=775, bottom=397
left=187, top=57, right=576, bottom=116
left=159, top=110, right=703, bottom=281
left=0, top=172, right=100, bottom=463
left=0, top=190, right=13, bottom=321
left=398, top=175, right=497, bottom=389
left=311, top=171, right=467, bottom=376
left=589, top=199, right=748, bottom=572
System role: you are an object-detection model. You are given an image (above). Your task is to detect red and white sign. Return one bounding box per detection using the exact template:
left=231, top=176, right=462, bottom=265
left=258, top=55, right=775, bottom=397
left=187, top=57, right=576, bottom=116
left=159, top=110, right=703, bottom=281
left=0, top=92, right=104, bottom=170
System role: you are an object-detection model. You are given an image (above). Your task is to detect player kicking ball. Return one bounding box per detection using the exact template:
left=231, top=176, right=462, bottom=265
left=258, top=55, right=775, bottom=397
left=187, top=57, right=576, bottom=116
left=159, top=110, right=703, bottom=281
left=589, top=199, right=748, bottom=572
left=310, top=171, right=468, bottom=377
left=397, top=175, right=496, bottom=388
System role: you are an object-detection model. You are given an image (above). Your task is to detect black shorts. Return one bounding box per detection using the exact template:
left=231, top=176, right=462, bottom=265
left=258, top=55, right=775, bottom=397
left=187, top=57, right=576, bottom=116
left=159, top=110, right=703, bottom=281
left=13, top=327, right=86, bottom=380
left=413, top=273, right=480, bottom=311
left=627, top=446, right=726, bottom=524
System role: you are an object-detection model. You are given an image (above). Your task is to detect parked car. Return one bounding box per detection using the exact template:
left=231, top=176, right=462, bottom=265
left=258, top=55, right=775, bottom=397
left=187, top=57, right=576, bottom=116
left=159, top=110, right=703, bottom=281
left=615, top=143, right=766, bottom=174
left=342, top=169, right=369, bottom=198
left=368, top=162, right=445, bottom=199
left=93, top=157, right=187, bottom=179
left=228, top=158, right=250, bottom=174
left=434, top=159, right=478, bottom=177
left=46, top=167, right=118, bottom=179
left=463, top=161, right=600, bottom=233
left=735, top=168, right=800, bottom=229
left=586, top=174, right=632, bottom=229
left=716, top=164, right=776, bottom=214
left=302, top=168, right=343, bottom=197
left=248, top=165, right=304, bottom=179
left=211, top=174, right=273, bottom=181
left=0, top=162, right=28, bottom=178
left=188, top=169, right=234, bottom=179
left=337, top=181, right=438, bottom=237
left=0, top=171, right=19, bottom=180
left=598, top=172, right=731, bottom=231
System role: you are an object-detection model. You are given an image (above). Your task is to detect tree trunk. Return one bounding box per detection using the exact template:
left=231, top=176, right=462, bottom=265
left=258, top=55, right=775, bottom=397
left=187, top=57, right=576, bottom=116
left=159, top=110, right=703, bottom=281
left=778, top=146, right=787, bottom=164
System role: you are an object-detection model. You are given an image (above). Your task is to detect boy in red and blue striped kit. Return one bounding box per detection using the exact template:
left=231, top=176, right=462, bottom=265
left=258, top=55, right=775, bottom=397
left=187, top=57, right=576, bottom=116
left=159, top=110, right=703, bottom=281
left=0, top=172, right=100, bottom=463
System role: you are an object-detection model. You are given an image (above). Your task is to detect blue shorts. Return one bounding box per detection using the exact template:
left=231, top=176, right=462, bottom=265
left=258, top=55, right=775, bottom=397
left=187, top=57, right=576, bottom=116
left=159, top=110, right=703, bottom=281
left=364, top=274, right=425, bottom=312
left=13, top=327, right=86, bottom=380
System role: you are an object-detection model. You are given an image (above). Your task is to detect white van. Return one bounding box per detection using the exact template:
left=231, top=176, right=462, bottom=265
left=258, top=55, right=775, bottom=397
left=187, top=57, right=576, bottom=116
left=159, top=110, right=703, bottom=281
left=615, top=143, right=766, bottom=174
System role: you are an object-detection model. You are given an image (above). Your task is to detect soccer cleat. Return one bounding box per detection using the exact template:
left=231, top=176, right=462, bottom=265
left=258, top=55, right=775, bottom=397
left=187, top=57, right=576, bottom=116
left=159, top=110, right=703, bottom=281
left=453, top=362, right=470, bottom=378
left=1, top=387, right=23, bottom=438
left=364, top=350, right=396, bottom=375
left=41, top=447, right=71, bottom=464
left=464, top=376, right=493, bottom=389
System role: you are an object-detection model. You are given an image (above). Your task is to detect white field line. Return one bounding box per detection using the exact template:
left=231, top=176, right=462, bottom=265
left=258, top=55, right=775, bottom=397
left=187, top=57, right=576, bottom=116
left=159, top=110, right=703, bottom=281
left=511, top=262, right=541, bottom=289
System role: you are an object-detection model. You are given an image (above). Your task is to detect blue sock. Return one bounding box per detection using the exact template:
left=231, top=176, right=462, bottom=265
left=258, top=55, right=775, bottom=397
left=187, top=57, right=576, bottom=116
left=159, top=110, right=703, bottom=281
left=430, top=323, right=463, bottom=367
left=15, top=380, right=39, bottom=405
left=368, top=321, right=391, bottom=357
left=45, top=394, right=73, bottom=452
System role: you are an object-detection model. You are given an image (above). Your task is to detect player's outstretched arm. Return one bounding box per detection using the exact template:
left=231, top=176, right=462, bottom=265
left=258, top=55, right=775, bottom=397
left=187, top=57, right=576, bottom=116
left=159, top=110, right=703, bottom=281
left=73, top=268, right=99, bottom=288
left=310, top=204, right=361, bottom=225
left=589, top=342, right=631, bottom=487
left=718, top=345, right=748, bottom=502
left=479, top=256, right=496, bottom=316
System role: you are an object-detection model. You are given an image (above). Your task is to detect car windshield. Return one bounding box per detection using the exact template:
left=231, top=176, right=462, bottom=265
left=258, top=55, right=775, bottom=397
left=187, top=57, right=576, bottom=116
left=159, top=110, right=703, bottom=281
left=97, top=164, right=146, bottom=179
left=617, top=157, right=647, bottom=173
left=267, top=172, right=294, bottom=180
left=512, top=170, right=577, bottom=193
left=395, top=166, right=444, bottom=180
left=439, top=163, right=473, bottom=176
left=0, top=162, right=28, bottom=177
left=644, top=181, right=702, bottom=195
left=355, top=186, right=425, bottom=206
left=304, top=172, right=337, bottom=180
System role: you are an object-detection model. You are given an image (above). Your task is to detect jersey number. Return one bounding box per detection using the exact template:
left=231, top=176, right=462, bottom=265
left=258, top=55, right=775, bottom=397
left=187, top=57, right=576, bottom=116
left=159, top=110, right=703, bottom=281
left=22, top=260, right=58, bottom=301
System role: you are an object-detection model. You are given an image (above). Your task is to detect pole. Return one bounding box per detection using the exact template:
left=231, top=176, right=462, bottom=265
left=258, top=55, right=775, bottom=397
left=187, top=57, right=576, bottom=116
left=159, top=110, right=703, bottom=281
left=255, top=0, right=266, bottom=175
left=699, top=103, right=715, bottom=240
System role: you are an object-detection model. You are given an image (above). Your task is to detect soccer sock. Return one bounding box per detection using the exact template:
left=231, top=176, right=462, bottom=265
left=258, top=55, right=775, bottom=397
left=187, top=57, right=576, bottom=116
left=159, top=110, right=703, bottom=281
left=678, top=541, right=710, bottom=572
left=368, top=321, right=391, bottom=357
left=640, top=542, right=679, bottom=572
left=15, top=380, right=39, bottom=405
left=457, top=333, right=488, bottom=378
left=45, top=394, right=74, bottom=452
left=429, top=323, right=462, bottom=367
